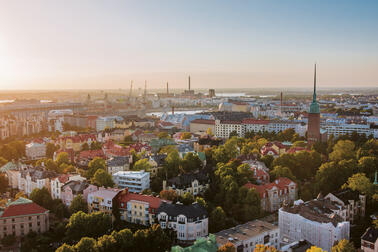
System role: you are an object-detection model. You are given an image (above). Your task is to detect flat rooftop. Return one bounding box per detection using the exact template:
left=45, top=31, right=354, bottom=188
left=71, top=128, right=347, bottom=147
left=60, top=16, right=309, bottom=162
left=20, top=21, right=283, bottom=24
left=215, top=220, right=278, bottom=246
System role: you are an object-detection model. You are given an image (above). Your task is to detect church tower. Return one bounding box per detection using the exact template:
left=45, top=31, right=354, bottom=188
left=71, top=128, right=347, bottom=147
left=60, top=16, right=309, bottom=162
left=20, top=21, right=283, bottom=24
left=307, top=64, right=321, bottom=145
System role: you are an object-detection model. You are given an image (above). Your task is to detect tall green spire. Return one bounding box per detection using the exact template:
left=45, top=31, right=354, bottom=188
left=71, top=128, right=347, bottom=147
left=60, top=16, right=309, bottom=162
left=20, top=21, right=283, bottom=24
left=309, top=63, right=320, bottom=114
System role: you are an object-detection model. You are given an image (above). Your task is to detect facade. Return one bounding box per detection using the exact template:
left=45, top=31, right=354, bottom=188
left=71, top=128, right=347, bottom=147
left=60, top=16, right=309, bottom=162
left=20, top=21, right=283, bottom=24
left=189, top=119, right=215, bottom=134
left=87, top=187, right=121, bottom=214
left=18, top=168, right=57, bottom=196
left=307, top=65, right=321, bottom=145
left=50, top=174, right=86, bottom=200
left=323, top=123, right=374, bottom=138
left=361, top=227, right=377, bottom=252
left=215, top=119, right=306, bottom=139
left=279, top=198, right=350, bottom=252
left=115, top=189, right=166, bottom=226
left=113, top=170, right=150, bottom=193
left=25, top=142, right=46, bottom=160
left=215, top=220, right=280, bottom=252
left=325, top=189, right=366, bottom=223
left=157, top=202, right=208, bottom=242
left=106, top=156, right=131, bottom=175
left=245, top=178, right=297, bottom=213
left=163, top=170, right=210, bottom=196
left=0, top=198, right=49, bottom=238
left=61, top=180, right=98, bottom=206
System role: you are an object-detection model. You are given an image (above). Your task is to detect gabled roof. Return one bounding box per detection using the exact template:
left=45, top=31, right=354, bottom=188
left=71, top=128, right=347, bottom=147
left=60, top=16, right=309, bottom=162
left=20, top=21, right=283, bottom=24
left=361, top=227, right=378, bottom=243
left=157, top=202, right=207, bottom=219
left=117, top=190, right=166, bottom=213
left=1, top=198, right=48, bottom=218
left=244, top=177, right=296, bottom=198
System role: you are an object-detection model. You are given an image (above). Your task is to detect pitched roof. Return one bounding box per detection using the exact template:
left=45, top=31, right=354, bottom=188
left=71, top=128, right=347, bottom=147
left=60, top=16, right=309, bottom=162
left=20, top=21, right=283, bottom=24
left=190, top=119, right=215, bottom=125
left=361, top=227, right=378, bottom=243
left=157, top=202, right=208, bottom=219
left=167, top=170, right=209, bottom=189
left=1, top=198, right=48, bottom=218
left=244, top=177, right=296, bottom=198
left=117, top=190, right=165, bottom=213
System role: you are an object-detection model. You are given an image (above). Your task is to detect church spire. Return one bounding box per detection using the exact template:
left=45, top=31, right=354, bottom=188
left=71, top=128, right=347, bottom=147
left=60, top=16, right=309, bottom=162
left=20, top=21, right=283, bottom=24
left=309, top=63, right=320, bottom=114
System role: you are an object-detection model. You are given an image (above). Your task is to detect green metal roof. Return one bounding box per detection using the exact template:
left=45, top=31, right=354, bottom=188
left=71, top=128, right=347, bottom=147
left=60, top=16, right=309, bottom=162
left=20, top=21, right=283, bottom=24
left=0, top=162, right=18, bottom=173
left=171, top=234, right=218, bottom=252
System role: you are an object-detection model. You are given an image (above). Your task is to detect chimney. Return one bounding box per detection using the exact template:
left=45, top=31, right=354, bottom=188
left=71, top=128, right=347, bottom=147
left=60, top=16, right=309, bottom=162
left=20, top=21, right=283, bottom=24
left=280, top=92, right=283, bottom=106
left=166, top=82, right=169, bottom=94
left=172, top=106, right=174, bottom=115
left=188, top=76, right=191, bottom=91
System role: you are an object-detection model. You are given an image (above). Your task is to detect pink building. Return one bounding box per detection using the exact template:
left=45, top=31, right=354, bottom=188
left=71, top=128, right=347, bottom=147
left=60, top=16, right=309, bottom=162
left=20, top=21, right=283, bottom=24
left=61, top=181, right=98, bottom=206
left=0, top=198, right=49, bottom=238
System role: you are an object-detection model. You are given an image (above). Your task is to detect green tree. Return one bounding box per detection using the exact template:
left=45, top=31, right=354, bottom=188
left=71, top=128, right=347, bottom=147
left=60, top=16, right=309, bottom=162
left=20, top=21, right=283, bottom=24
left=29, top=187, right=53, bottom=210
left=164, top=150, right=181, bottom=178
left=56, top=152, right=70, bottom=166
left=56, top=244, right=75, bottom=252
left=81, top=142, right=90, bottom=151
left=306, top=247, right=326, bottom=252
left=330, top=140, right=355, bottom=162
left=260, top=155, right=274, bottom=169
left=132, top=158, right=152, bottom=171
left=331, top=239, right=356, bottom=252
left=343, top=173, right=374, bottom=196
left=229, top=131, right=239, bottom=138
left=160, top=190, right=178, bottom=201
left=270, top=165, right=296, bottom=181
left=253, top=244, right=278, bottom=252
left=292, top=141, right=307, bottom=148
left=180, top=132, right=192, bottom=140
left=209, top=206, right=227, bottom=232
left=74, top=237, right=98, bottom=252
left=181, top=192, right=194, bottom=205
left=46, top=143, right=58, bottom=159
left=158, top=132, right=169, bottom=139
left=1, top=235, right=16, bottom=247
left=87, top=157, right=106, bottom=178
left=358, top=156, right=377, bottom=180
left=91, top=169, right=114, bottom=187
left=90, top=142, right=102, bottom=150
left=70, top=194, right=88, bottom=214
left=181, top=152, right=202, bottom=173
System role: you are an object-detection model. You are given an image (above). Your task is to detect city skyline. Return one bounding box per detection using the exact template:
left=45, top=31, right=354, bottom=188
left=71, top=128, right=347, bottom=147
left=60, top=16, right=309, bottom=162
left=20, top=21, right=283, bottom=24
left=1, top=0, right=378, bottom=90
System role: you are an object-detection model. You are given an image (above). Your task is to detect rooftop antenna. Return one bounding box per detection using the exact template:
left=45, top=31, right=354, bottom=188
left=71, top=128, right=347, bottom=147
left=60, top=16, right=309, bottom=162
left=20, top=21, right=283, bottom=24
left=313, top=63, right=317, bottom=102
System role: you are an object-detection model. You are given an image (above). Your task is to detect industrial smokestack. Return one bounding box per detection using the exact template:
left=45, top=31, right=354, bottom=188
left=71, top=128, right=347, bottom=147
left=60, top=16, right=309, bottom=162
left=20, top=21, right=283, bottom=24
left=280, top=92, right=283, bottom=106
left=144, top=80, right=147, bottom=97
left=188, top=76, right=191, bottom=91
left=172, top=106, right=174, bottom=115
left=166, top=82, right=169, bottom=94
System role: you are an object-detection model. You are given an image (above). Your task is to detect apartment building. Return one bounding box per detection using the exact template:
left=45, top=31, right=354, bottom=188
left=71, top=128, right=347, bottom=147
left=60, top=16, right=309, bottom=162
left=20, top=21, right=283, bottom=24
left=50, top=174, right=86, bottom=200
left=87, top=187, right=121, bottom=214
left=215, top=119, right=306, bottom=138
left=215, top=220, right=280, bottom=252
left=0, top=198, right=49, bottom=238
left=61, top=180, right=98, bottom=206
left=163, top=170, right=210, bottom=196
left=115, top=188, right=166, bottom=226
left=106, top=156, right=131, bottom=175
left=157, top=202, right=208, bottom=242
left=25, top=141, right=46, bottom=160
left=361, top=227, right=377, bottom=252
left=245, top=177, right=297, bottom=213
left=112, top=170, right=150, bottom=193
left=325, top=189, right=366, bottom=223
left=279, top=198, right=350, bottom=252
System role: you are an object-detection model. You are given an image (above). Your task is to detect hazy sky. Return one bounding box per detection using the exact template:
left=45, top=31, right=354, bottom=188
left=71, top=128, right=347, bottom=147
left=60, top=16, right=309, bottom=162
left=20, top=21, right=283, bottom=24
left=0, top=0, right=377, bottom=90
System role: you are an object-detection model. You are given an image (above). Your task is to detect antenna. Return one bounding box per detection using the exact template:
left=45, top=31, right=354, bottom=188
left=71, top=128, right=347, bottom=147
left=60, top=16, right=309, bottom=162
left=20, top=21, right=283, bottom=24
left=313, top=64, right=317, bottom=102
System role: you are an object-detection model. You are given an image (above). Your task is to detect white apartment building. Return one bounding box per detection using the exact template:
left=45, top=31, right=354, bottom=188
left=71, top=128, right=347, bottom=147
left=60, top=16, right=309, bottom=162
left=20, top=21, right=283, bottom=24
left=323, top=122, right=375, bottom=138
left=215, top=119, right=306, bottom=138
left=96, top=116, right=124, bottom=131
left=279, top=198, right=350, bottom=252
left=50, top=174, right=86, bottom=200
left=157, top=202, right=208, bottom=242
left=215, top=220, right=280, bottom=252
left=113, top=170, right=150, bottom=193
left=25, top=142, right=46, bottom=160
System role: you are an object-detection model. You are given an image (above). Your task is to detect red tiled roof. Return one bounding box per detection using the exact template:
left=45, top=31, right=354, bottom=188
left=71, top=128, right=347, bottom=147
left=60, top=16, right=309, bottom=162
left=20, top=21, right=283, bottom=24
left=117, top=191, right=166, bottom=213
left=287, top=147, right=309, bottom=154
left=1, top=203, right=48, bottom=218
left=261, top=147, right=278, bottom=156
left=57, top=174, right=71, bottom=183
left=242, top=119, right=270, bottom=124
left=244, top=177, right=296, bottom=198
left=220, top=120, right=242, bottom=124
left=190, top=119, right=215, bottom=125
left=78, top=149, right=105, bottom=159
